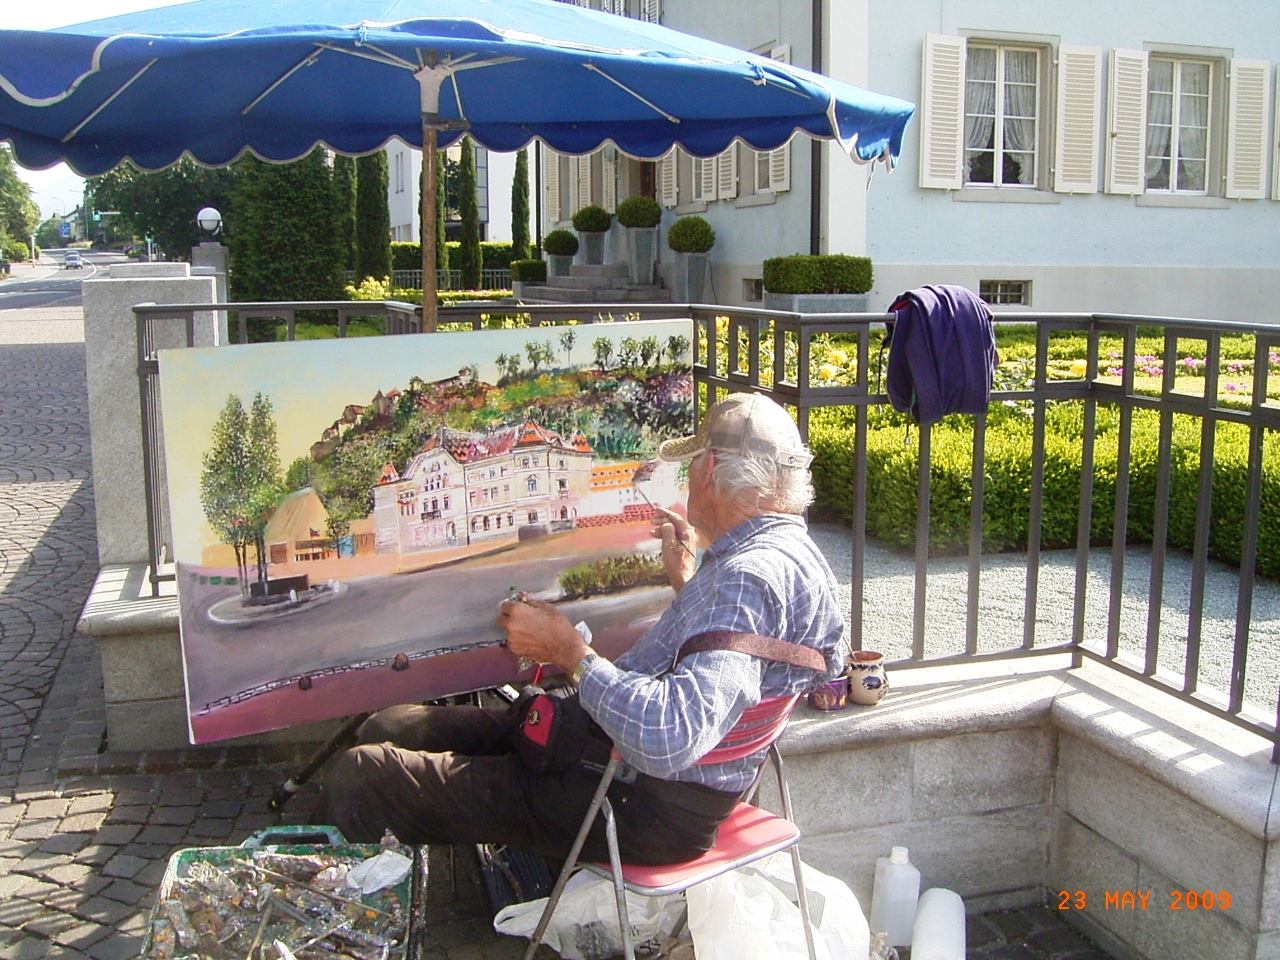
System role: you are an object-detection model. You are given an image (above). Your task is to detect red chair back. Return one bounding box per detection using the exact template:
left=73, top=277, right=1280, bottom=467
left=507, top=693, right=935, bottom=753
left=696, top=694, right=800, bottom=765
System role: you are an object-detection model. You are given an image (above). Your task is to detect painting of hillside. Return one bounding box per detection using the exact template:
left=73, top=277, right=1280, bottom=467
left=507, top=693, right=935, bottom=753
left=158, top=320, right=693, bottom=743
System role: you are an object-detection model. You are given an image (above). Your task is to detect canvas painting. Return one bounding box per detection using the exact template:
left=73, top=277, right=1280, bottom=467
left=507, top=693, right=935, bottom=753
left=158, top=320, right=694, bottom=743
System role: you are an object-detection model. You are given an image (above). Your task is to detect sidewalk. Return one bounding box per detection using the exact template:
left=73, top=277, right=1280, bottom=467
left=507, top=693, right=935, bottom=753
left=0, top=304, right=1111, bottom=960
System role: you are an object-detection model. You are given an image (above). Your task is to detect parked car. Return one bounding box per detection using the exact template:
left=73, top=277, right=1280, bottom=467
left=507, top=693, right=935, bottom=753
left=64, top=251, right=83, bottom=269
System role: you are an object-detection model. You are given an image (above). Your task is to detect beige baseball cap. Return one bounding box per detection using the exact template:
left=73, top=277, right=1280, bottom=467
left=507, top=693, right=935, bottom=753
left=657, top=393, right=813, bottom=468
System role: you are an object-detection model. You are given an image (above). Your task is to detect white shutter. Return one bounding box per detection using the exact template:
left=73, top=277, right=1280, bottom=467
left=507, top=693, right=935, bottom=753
left=697, top=156, right=716, bottom=200
left=545, top=147, right=561, bottom=224
left=716, top=145, right=738, bottom=200
left=1054, top=45, right=1102, bottom=193
left=919, top=34, right=965, bottom=190
left=602, top=149, right=618, bottom=213
left=659, top=149, right=678, bottom=207
left=1105, top=48, right=1148, bottom=195
left=1226, top=59, right=1270, bottom=200
left=769, top=44, right=793, bottom=193
left=640, top=0, right=660, bottom=23
left=1275, top=69, right=1280, bottom=200
left=576, top=154, right=592, bottom=210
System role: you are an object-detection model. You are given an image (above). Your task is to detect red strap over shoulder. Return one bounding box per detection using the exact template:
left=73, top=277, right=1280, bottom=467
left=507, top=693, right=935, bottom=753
left=677, top=630, right=827, bottom=673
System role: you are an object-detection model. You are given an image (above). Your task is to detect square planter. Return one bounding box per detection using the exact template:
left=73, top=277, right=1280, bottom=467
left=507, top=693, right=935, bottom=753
left=674, top=251, right=710, bottom=303
left=763, top=292, right=870, bottom=313
left=625, top=227, right=658, bottom=285
left=581, top=231, right=606, bottom=266
left=548, top=254, right=574, bottom=279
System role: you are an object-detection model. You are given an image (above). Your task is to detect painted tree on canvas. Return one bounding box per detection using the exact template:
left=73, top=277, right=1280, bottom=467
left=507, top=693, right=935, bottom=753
left=199, top=393, right=284, bottom=594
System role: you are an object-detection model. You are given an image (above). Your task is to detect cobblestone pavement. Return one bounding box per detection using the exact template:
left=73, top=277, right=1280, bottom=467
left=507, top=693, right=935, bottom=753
left=0, top=305, right=1111, bottom=960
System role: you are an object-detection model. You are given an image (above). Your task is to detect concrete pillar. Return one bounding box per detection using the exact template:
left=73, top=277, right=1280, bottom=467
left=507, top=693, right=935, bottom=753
left=82, top=263, right=217, bottom=565
left=192, top=241, right=231, bottom=344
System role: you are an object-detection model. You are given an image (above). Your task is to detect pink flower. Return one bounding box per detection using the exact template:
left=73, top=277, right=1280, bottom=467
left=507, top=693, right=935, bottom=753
left=1225, top=383, right=1238, bottom=392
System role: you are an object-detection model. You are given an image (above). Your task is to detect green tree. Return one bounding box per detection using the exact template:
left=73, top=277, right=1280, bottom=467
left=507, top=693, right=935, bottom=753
left=245, top=394, right=283, bottom=589
left=90, top=157, right=236, bottom=257
left=559, top=328, right=577, bottom=368
left=284, top=456, right=313, bottom=492
left=0, top=146, right=39, bottom=250
left=666, top=333, right=691, bottom=366
left=618, top=336, right=641, bottom=370
left=525, top=338, right=548, bottom=373
left=355, top=151, right=391, bottom=283
left=593, top=336, right=615, bottom=371
left=35, top=217, right=64, bottom=251
left=511, top=148, right=531, bottom=260
left=229, top=150, right=341, bottom=333
left=437, top=150, right=450, bottom=272
left=639, top=336, right=661, bottom=370
left=332, top=155, right=358, bottom=273
left=457, top=138, right=482, bottom=289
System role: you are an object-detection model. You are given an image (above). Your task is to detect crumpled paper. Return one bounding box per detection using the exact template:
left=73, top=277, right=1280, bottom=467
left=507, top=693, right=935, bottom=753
left=344, top=849, right=413, bottom=894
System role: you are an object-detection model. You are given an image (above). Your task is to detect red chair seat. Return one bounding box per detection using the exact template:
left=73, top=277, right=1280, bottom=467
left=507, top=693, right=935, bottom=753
left=585, top=802, right=802, bottom=896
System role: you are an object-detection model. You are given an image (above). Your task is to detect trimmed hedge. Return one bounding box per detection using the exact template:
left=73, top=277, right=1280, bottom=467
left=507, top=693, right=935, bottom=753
left=667, top=215, right=715, bottom=253
left=543, top=229, right=579, bottom=256
left=390, top=240, right=515, bottom=272
left=808, top=405, right=1280, bottom=579
left=763, top=254, right=872, bottom=294
left=616, top=195, right=663, bottom=228
left=572, top=204, right=612, bottom=233
left=510, top=259, right=547, bottom=283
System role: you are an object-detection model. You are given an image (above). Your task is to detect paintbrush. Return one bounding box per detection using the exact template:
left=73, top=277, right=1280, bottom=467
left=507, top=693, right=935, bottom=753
left=632, top=483, right=696, bottom=559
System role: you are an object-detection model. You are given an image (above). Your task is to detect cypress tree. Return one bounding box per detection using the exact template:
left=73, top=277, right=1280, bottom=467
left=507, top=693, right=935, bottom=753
left=355, top=150, right=391, bottom=283
left=332, top=155, right=357, bottom=272
left=229, top=150, right=341, bottom=338
left=511, top=148, right=530, bottom=261
left=437, top=150, right=450, bottom=272
left=458, top=137, right=481, bottom=290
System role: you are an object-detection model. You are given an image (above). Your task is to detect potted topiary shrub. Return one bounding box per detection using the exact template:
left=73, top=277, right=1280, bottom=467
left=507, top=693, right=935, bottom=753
left=616, top=195, right=662, bottom=285
left=509, top=258, right=548, bottom=299
left=762, top=254, right=873, bottom=313
left=667, top=215, right=715, bottom=303
left=572, top=204, right=612, bottom=266
left=542, top=229, right=579, bottom=279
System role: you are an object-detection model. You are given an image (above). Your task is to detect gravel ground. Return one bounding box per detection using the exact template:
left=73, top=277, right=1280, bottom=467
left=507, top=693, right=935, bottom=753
left=807, top=523, right=1280, bottom=720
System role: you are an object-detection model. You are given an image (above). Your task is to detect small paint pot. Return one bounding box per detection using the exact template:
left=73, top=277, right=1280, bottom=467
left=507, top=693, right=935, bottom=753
left=808, top=675, right=849, bottom=711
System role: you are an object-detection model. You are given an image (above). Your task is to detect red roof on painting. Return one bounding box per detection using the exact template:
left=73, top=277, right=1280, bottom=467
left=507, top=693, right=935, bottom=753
left=377, top=462, right=401, bottom=484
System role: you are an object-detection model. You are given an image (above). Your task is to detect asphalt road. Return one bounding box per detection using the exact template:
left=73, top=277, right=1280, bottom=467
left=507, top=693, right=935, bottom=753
left=0, top=250, right=127, bottom=310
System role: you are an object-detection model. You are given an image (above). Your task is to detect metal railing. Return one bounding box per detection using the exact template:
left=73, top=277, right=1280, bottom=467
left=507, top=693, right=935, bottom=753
left=133, top=300, right=1280, bottom=756
left=342, top=268, right=513, bottom=290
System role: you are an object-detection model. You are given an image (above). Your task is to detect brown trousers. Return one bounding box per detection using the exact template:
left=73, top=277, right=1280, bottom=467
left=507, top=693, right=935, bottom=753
left=323, top=703, right=740, bottom=866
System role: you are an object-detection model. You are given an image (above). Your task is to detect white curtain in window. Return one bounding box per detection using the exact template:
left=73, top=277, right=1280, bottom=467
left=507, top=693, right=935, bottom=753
left=1002, top=50, right=1037, bottom=183
left=1146, top=60, right=1174, bottom=181
left=965, top=47, right=996, bottom=158
left=1179, top=62, right=1210, bottom=162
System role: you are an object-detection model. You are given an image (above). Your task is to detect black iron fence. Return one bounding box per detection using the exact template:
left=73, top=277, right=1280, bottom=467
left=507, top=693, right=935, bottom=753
left=133, top=300, right=1280, bottom=757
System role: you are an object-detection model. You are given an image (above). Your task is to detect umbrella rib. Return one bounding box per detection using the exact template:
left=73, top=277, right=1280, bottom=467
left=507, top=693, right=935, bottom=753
left=242, top=48, right=324, bottom=116
left=62, top=58, right=156, bottom=143
left=583, top=64, right=679, bottom=123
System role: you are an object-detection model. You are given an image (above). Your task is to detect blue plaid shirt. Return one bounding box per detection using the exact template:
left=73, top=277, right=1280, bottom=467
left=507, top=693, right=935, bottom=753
left=577, top=513, right=845, bottom=793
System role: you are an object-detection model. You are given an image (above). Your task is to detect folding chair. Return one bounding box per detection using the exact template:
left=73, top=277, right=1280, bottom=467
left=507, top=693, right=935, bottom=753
left=521, top=693, right=818, bottom=960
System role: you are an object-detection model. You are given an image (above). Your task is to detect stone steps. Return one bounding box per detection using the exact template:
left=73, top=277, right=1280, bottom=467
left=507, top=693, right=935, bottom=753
left=529, top=260, right=670, bottom=302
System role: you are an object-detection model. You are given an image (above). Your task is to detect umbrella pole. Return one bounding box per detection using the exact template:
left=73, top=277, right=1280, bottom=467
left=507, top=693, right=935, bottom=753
left=422, top=120, right=439, bottom=332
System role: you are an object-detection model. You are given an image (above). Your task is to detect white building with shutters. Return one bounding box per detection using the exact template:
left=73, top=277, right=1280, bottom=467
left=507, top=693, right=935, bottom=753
left=574, top=0, right=1279, bottom=320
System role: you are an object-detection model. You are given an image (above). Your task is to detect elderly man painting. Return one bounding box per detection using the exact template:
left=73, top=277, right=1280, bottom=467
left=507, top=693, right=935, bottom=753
left=325, top=392, right=845, bottom=866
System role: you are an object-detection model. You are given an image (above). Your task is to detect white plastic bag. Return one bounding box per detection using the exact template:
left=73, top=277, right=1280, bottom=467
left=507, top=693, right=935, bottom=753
left=687, top=852, right=871, bottom=960
left=493, top=870, right=685, bottom=960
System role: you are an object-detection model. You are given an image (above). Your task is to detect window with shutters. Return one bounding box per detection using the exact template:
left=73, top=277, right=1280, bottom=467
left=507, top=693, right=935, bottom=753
left=1145, top=57, right=1212, bottom=194
left=965, top=44, right=1041, bottom=188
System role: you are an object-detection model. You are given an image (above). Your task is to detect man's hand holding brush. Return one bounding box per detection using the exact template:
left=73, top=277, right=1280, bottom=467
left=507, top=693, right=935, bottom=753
left=650, top=505, right=697, bottom=593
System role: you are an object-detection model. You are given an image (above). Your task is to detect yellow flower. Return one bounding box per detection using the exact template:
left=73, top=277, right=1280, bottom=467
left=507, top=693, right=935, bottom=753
left=1070, top=359, right=1088, bottom=378
left=817, top=363, right=839, bottom=381
left=827, top=348, right=848, bottom=365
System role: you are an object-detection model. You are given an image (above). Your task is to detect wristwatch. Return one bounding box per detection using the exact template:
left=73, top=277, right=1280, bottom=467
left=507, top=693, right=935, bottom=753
left=571, top=650, right=600, bottom=685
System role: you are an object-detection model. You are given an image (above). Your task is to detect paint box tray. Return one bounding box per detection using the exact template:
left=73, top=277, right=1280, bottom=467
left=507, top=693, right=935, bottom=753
left=141, top=826, right=425, bottom=960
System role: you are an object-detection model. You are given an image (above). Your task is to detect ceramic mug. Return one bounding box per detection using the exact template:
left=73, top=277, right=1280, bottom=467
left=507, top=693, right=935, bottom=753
left=847, top=650, right=888, bottom=705
left=808, top=675, right=849, bottom=711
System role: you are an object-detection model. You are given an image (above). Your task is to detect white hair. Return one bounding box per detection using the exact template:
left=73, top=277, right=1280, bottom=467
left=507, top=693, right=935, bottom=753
left=700, top=448, right=815, bottom=516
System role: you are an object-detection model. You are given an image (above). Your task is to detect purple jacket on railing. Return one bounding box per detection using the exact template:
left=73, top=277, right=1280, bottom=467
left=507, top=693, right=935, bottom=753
left=885, top=284, right=998, bottom=426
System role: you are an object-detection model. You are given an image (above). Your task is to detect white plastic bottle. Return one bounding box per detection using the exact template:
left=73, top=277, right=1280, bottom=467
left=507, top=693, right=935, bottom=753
left=911, top=888, right=966, bottom=960
left=868, top=846, right=921, bottom=947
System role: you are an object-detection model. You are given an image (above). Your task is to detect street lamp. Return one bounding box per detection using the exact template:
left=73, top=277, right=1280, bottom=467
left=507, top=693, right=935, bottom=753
left=196, top=207, right=222, bottom=236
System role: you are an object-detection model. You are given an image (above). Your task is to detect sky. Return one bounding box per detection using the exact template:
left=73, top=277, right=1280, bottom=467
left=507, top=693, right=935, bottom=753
left=5, top=1, right=190, bottom=219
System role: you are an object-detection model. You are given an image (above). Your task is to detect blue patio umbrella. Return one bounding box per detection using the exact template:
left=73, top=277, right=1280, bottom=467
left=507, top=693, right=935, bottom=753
left=0, top=0, right=915, bottom=322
